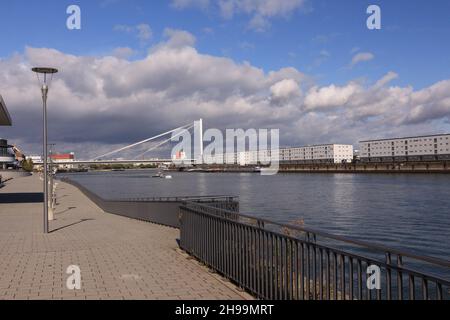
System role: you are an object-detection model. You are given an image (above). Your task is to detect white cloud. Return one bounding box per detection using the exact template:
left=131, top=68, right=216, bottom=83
left=136, top=24, right=153, bottom=42
left=304, top=83, right=360, bottom=111
left=374, top=71, right=398, bottom=88
left=112, top=47, right=135, bottom=59
left=114, top=23, right=153, bottom=44
left=239, top=41, right=255, bottom=50
left=161, top=28, right=197, bottom=49
left=171, top=0, right=210, bottom=10
left=311, top=50, right=331, bottom=68
left=248, top=14, right=271, bottom=32
left=270, top=79, right=301, bottom=103
left=219, top=0, right=307, bottom=18
left=350, top=52, right=375, bottom=67
left=1, top=32, right=450, bottom=158
left=172, top=0, right=307, bottom=31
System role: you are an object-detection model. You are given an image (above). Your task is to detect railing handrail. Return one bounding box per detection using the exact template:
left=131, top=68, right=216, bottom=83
left=60, top=178, right=238, bottom=203
left=181, top=201, right=450, bottom=269
left=114, top=195, right=239, bottom=202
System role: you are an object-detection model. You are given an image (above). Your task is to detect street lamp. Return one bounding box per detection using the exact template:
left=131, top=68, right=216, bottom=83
left=48, top=143, right=56, bottom=219
left=32, top=67, right=58, bottom=234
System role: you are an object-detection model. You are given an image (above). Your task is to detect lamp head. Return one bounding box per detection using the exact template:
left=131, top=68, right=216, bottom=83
left=32, top=67, right=58, bottom=86
left=32, top=67, right=58, bottom=74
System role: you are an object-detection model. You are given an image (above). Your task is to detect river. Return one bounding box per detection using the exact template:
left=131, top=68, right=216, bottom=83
left=59, top=170, right=450, bottom=261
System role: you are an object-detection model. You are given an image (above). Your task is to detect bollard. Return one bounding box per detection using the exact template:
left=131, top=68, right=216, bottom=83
left=48, top=200, right=54, bottom=221
left=52, top=183, right=57, bottom=209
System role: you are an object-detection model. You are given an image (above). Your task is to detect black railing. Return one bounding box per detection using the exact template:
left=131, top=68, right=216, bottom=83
left=179, top=202, right=450, bottom=300
left=60, top=178, right=239, bottom=228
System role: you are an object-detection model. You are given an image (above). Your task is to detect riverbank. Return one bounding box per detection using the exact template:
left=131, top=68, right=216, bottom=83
left=171, top=161, right=450, bottom=174
left=279, top=161, right=450, bottom=173
left=0, top=174, right=251, bottom=300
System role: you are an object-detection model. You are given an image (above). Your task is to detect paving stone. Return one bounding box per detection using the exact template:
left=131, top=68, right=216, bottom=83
left=0, top=175, right=253, bottom=300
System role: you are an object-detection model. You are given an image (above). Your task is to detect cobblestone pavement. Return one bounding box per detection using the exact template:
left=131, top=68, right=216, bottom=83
left=0, top=175, right=253, bottom=300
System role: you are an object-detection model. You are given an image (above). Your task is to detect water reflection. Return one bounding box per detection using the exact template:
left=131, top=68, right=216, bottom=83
left=60, top=170, right=450, bottom=260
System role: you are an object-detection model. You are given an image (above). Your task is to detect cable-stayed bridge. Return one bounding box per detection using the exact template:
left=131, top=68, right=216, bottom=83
left=35, top=119, right=203, bottom=166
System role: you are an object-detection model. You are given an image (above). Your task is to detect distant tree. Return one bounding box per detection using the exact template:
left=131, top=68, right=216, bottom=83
left=22, top=159, right=34, bottom=172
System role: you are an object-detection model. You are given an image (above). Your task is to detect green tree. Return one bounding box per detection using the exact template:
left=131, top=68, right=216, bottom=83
left=22, top=159, right=34, bottom=172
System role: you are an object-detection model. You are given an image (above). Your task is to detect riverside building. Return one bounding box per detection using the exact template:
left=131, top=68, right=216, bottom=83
left=203, top=144, right=354, bottom=165
left=279, top=144, right=354, bottom=164
left=359, top=134, right=450, bottom=162
left=50, top=153, right=76, bottom=169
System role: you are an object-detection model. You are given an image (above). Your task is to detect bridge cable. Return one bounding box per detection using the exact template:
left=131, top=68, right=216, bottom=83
left=136, top=123, right=195, bottom=159
left=91, top=122, right=194, bottom=161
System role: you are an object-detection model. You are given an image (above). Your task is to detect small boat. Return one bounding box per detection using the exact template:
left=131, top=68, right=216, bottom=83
left=152, top=172, right=173, bottom=179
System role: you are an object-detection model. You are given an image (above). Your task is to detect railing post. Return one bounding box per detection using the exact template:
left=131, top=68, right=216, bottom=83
left=397, top=255, right=404, bottom=300
left=386, top=252, right=392, bottom=300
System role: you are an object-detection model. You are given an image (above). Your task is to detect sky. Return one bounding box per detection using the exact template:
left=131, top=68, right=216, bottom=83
left=1, top=0, right=450, bottom=158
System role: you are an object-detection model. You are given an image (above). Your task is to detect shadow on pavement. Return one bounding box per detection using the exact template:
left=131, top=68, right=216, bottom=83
left=0, top=193, right=44, bottom=204
left=51, top=218, right=95, bottom=233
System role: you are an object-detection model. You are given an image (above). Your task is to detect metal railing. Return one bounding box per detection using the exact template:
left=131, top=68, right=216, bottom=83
left=119, top=195, right=238, bottom=203
left=60, top=178, right=239, bottom=228
left=179, top=202, right=450, bottom=300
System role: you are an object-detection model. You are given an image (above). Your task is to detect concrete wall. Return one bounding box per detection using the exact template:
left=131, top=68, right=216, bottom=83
left=61, top=178, right=239, bottom=229
left=280, top=161, right=450, bottom=173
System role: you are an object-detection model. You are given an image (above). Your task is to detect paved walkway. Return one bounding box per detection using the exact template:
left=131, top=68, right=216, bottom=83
left=0, top=175, right=252, bottom=300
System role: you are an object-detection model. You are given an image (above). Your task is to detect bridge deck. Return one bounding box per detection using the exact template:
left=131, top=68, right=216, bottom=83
left=0, top=175, right=251, bottom=300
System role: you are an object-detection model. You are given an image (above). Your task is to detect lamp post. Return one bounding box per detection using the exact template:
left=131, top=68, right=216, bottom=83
left=32, top=67, right=58, bottom=234
left=48, top=143, right=56, bottom=219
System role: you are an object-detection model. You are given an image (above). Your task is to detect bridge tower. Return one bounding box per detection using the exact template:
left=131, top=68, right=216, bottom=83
left=194, top=118, right=204, bottom=165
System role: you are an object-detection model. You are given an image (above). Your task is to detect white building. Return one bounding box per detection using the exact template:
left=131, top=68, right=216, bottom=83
left=202, top=144, right=354, bottom=166
left=27, top=155, right=43, bottom=163
left=359, top=134, right=450, bottom=162
left=279, top=144, right=354, bottom=164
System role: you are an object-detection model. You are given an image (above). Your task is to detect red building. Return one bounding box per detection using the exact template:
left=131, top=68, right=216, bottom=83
left=50, top=153, right=75, bottom=161
left=50, top=153, right=75, bottom=169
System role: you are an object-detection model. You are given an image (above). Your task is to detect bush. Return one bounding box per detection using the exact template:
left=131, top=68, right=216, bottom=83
left=22, top=159, right=34, bottom=172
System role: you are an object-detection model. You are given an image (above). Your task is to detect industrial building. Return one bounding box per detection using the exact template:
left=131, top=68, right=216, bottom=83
left=360, top=134, right=450, bottom=162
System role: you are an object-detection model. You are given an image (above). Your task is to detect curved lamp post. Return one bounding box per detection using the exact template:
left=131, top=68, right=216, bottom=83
left=32, top=67, right=58, bottom=234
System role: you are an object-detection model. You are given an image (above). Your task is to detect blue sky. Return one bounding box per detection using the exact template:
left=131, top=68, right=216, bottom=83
left=1, top=0, right=450, bottom=157
left=1, top=0, right=449, bottom=89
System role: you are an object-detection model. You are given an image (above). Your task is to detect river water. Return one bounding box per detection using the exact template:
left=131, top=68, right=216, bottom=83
left=59, top=170, right=450, bottom=261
